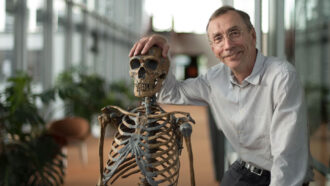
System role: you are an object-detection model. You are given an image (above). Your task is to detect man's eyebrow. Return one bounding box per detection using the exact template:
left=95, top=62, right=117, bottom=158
left=212, top=32, right=222, bottom=38
left=227, top=26, right=240, bottom=32
left=211, top=26, right=241, bottom=38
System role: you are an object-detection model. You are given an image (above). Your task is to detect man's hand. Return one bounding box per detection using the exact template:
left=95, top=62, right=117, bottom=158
left=129, top=34, right=170, bottom=58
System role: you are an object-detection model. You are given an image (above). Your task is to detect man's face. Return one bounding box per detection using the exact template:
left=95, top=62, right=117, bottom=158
left=207, top=11, right=256, bottom=73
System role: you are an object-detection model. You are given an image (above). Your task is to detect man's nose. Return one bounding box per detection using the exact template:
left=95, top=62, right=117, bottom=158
left=223, top=36, right=234, bottom=50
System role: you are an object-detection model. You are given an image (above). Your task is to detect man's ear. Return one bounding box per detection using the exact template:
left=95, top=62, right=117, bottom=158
left=251, top=28, right=257, bottom=41
left=248, top=28, right=257, bottom=47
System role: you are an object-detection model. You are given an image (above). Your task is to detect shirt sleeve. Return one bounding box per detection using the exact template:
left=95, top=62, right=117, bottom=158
left=157, top=69, right=211, bottom=106
left=269, top=69, right=309, bottom=186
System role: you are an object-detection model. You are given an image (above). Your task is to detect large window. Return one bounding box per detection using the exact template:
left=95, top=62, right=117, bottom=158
left=0, top=0, right=14, bottom=82
left=0, top=0, right=145, bottom=120
left=294, top=0, right=330, bottom=128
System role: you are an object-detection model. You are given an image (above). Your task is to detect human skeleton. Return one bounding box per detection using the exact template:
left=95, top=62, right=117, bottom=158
left=97, top=46, right=196, bottom=186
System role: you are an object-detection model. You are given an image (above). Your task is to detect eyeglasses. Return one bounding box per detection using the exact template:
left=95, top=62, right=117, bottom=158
left=211, top=29, right=243, bottom=47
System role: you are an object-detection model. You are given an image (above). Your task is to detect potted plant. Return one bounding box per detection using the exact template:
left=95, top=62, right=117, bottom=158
left=0, top=73, right=65, bottom=186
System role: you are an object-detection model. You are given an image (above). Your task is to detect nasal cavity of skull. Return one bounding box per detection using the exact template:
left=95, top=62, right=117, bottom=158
left=138, top=67, right=146, bottom=79
left=159, top=73, right=166, bottom=79
left=130, top=59, right=140, bottom=69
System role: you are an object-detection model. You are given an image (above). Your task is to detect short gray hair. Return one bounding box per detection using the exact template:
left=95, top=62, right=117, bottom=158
left=206, top=6, right=254, bottom=32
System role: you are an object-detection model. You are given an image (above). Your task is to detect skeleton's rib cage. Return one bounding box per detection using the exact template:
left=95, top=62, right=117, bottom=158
left=99, top=104, right=195, bottom=186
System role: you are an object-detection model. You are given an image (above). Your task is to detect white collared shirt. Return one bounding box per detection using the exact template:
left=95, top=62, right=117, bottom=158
left=158, top=51, right=313, bottom=185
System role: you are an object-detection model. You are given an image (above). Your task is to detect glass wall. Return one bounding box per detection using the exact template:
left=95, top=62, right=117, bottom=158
left=53, top=0, right=66, bottom=83
left=287, top=0, right=330, bottom=184
left=0, top=0, right=146, bottom=120
left=0, top=0, right=15, bottom=82
left=294, top=0, right=330, bottom=129
left=0, top=0, right=145, bottom=89
left=26, top=0, right=44, bottom=84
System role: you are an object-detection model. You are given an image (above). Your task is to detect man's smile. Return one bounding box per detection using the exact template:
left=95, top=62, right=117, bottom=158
left=223, top=50, right=243, bottom=60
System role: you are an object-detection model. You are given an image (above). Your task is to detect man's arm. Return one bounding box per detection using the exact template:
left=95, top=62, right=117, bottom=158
left=270, top=68, right=309, bottom=186
left=157, top=68, right=210, bottom=106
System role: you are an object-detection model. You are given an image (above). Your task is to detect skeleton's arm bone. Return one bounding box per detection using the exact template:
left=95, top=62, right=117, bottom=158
left=180, top=123, right=196, bottom=186
left=97, top=106, right=125, bottom=186
left=97, top=115, right=107, bottom=186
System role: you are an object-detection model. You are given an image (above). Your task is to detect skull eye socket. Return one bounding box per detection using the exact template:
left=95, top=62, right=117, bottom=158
left=145, top=59, right=158, bottom=70
left=130, top=59, right=140, bottom=69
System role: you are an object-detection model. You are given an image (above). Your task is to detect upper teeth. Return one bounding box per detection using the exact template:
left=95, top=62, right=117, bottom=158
left=137, top=83, right=156, bottom=91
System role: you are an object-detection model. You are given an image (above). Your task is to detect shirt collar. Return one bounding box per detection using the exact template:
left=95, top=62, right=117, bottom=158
left=228, top=50, right=265, bottom=87
left=244, top=50, right=264, bottom=85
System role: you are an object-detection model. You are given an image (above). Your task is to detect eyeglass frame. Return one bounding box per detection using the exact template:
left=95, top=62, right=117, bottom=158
left=210, top=26, right=248, bottom=47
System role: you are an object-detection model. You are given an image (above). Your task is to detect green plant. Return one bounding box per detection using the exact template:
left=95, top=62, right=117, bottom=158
left=56, top=68, right=107, bottom=122
left=0, top=73, right=65, bottom=186
left=1, top=74, right=45, bottom=137
left=107, top=80, right=139, bottom=109
left=55, top=67, right=138, bottom=122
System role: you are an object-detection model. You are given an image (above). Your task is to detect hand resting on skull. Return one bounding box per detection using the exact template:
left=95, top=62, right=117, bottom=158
left=129, top=34, right=170, bottom=58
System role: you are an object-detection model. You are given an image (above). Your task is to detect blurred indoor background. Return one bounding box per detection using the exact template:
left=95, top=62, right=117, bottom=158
left=0, top=0, right=329, bottom=185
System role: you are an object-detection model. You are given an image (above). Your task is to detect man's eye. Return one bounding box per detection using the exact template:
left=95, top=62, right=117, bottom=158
left=230, top=30, right=240, bottom=37
left=214, top=36, right=223, bottom=43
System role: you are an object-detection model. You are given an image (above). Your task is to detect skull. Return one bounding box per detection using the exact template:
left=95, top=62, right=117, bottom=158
left=129, top=46, right=169, bottom=98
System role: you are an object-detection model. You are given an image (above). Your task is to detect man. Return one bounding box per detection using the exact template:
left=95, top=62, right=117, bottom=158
left=129, top=6, right=313, bottom=186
